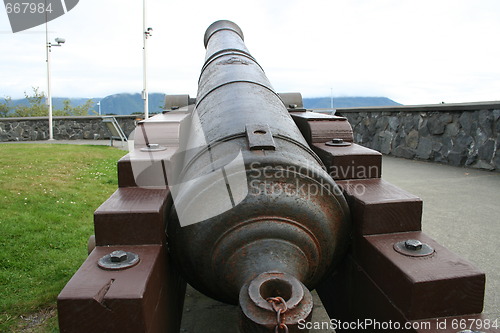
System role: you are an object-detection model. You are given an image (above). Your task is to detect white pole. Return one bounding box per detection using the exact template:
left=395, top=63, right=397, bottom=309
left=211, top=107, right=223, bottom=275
left=142, top=0, right=149, bottom=119
left=46, top=21, right=53, bottom=140
left=330, top=87, right=334, bottom=111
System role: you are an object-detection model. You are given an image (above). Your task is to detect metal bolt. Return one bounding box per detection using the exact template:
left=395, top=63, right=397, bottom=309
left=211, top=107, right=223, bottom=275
left=140, top=143, right=167, bottom=152
left=109, top=250, right=128, bottom=262
left=288, top=104, right=297, bottom=109
left=404, top=239, right=423, bottom=251
left=331, top=138, right=344, bottom=144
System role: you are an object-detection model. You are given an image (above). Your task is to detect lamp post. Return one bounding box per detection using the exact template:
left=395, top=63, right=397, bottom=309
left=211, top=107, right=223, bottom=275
left=142, top=0, right=153, bottom=119
left=46, top=36, right=65, bottom=140
left=97, top=101, right=101, bottom=115
left=330, top=87, right=334, bottom=110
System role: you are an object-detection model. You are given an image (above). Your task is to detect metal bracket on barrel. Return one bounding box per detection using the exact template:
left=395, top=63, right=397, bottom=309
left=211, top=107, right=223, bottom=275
left=246, top=124, right=276, bottom=151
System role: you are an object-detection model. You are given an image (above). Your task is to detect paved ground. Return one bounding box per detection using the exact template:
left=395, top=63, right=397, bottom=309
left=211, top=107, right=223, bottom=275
left=3, top=140, right=498, bottom=330
left=0, top=139, right=129, bottom=150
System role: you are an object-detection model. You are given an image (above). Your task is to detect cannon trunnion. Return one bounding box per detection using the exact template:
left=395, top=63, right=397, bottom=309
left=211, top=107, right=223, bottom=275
left=58, top=20, right=488, bottom=333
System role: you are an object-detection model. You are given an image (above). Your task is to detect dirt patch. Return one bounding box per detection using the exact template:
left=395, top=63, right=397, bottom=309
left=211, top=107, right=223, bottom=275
left=16, top=307, right=56, bottom=332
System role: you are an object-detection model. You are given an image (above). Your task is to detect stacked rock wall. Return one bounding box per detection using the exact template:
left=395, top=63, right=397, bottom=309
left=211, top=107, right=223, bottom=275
left=1, top=103, right=499, bottom=171
left=337, top=102, right=500, bottom=171
left=0, top=115, right=137, bottom=142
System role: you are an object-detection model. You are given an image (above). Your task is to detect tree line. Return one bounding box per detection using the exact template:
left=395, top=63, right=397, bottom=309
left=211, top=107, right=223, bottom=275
left=0, top=87, right=94, bottom=117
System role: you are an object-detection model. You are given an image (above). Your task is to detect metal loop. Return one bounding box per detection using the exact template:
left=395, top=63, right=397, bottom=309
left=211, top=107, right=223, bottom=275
left=267, top=297, right=288, bottom=313
left=274, top=323, right=289, bottom=333
left=267, top=297, right=288, bottom=333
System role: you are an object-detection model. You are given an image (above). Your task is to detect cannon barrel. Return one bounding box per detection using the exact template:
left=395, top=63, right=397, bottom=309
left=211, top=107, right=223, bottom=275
left=166, top=20, right=351, bottom=330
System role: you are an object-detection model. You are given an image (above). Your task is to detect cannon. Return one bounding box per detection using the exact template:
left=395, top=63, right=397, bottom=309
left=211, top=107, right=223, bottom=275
left=58, top=20, right=490, bottom=332
left=166, top=20, right=351, bottom=331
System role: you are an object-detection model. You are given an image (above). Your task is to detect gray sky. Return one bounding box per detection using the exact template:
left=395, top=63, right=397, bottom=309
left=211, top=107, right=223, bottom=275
left=1, top=0, right=499, bottom=105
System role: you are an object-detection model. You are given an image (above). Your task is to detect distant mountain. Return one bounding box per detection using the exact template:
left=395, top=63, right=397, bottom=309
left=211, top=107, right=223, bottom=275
left=6, top=93, right=166, bottom=116
left=8, top=97, right=93, bottom=110
left=5, top=94, right=400, bottom=116
left=97, top=93, right=166, bottom=115
left=303, top=97, right=401, bottom=109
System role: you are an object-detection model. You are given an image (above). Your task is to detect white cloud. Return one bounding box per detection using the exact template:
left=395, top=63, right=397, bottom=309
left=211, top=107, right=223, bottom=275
left=1, top=0, right=499, bottom=105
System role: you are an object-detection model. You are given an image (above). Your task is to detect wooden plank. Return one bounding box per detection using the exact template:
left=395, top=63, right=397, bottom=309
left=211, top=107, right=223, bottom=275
left=94, top=188, right=170, bottom=246
left=58, top=245, right=186, bottom=333
left=317, top=255, right=494, bottom=332
left=117, top=154, right=137, bottom=187
left=290, top=112, right=353, bottom=145
left=317, top=256, right=414, bottom=333
left=356, top=231, right=485, bottom=320
left=336, top=178, right=422, bottom=234
left=118, top=149, right=177, bottom=188
left=313, top=143, right=382, bottom=180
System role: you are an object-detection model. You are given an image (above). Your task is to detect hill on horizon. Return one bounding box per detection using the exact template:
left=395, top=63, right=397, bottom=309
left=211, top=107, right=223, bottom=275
left=303, top=96, right=401, bottom=109
left=5, top=94, right=401, bottom=116
left=4, top=93, right=166, bottom=116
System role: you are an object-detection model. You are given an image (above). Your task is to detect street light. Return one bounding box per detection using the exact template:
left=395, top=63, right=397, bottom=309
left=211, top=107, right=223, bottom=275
left=46, top=36, right=65, bottom=140
left=142, top=0, right=152, bottom=119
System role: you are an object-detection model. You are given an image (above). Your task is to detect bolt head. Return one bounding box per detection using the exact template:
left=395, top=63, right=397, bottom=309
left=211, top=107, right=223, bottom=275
left=404, top=239, right=423, bottom=251
left=110, top=250, right=128, bottom=262
left=332, top=138, right=344, bottom=144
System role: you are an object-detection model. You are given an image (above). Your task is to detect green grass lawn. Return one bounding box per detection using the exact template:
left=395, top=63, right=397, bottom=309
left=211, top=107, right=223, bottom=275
left=0, top=144, right=127, bottom=332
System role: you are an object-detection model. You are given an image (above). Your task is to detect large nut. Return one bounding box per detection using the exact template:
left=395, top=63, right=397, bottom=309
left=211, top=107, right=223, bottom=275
left=404, top=239, right=423, bottom=251
left=98, top=250, right=140, bottom=270
left=110, top=250, right=128, bottom=262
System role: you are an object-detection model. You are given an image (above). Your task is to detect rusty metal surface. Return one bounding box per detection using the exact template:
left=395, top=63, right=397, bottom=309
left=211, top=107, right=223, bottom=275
left=393, top=239, right=435, bottom=257
left=246, top=123, right=276, bottom=151
left=239, top=272, right=313, bottom=332
left=97, top=250, right=140, bottom=270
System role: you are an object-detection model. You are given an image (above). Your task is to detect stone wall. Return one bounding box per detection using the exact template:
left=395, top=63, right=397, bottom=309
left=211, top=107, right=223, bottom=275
left=336, top=102, right=500, bottom=171
left=2, top=104, right=499, bottom=171
left=0, top=115, right=138, bottom=142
